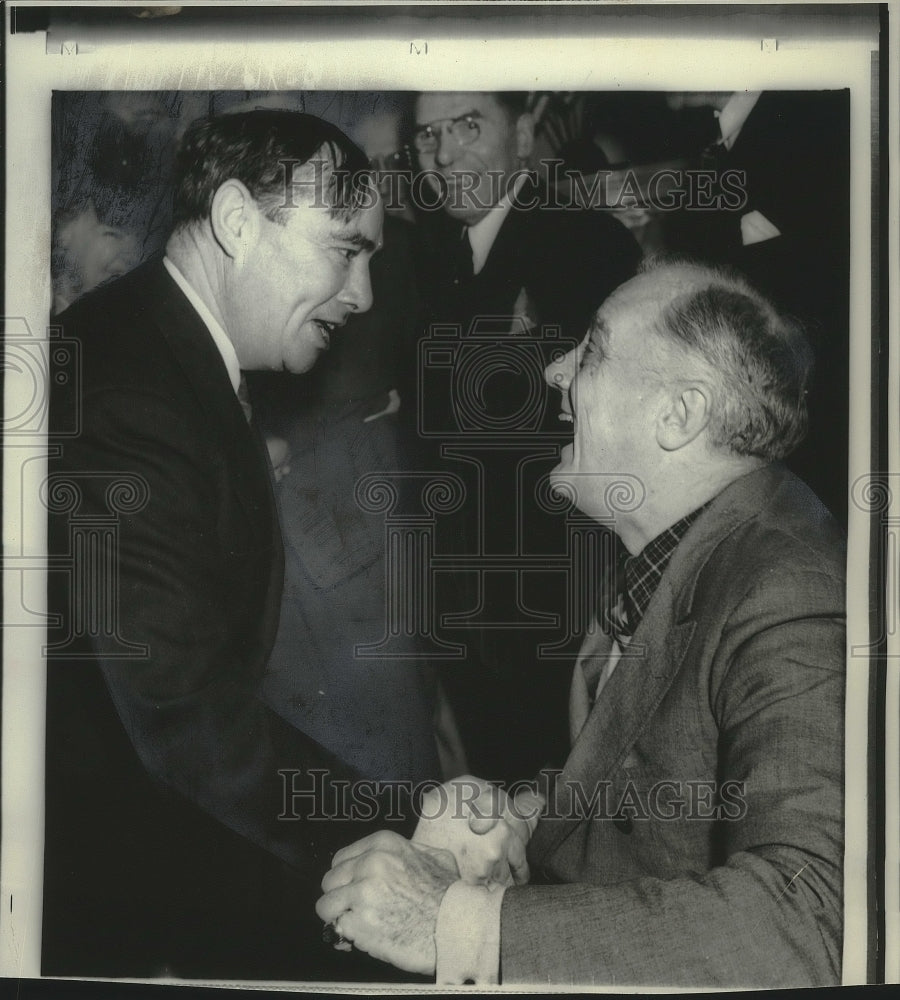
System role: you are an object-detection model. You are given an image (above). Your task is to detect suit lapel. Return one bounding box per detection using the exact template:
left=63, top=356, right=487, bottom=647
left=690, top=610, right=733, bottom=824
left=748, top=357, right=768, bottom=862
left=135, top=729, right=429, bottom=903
left=474, top=179, right=538, bottom=293
left=528, top=465, right=785, bottom=866
left=142, top=261, right=275, bottom=532
left=529, top=592, right=697, bottom=865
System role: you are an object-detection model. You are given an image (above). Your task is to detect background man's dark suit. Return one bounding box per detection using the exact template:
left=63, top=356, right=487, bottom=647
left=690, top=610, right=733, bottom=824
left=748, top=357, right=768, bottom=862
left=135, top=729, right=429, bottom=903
left=414, top=181, right=642, bottom=782
left=664, top=90, right=851, bottom=521
left=45, top=260, right=411, bottom=981
left=417, top=178, right=643, bottom=353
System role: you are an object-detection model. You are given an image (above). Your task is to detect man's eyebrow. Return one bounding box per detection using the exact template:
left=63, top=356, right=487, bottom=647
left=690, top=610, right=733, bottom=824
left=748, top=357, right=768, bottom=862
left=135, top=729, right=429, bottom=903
left=333, top=229, right=380, bottom=253
left=414, top=109, right=483, bottom=129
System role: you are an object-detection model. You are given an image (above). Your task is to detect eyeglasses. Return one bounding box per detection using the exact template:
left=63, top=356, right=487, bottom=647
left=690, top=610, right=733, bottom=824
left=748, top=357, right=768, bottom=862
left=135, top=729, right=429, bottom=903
left=367, top=148, right=412, bottom=173
left=411, top=114, right=481, bottom=154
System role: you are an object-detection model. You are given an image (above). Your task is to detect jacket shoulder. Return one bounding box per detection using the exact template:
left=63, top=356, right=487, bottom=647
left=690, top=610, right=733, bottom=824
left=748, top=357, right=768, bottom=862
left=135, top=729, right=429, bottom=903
left=690, top=469, right=846, bottom=619
left=53, top=261, right=190, bottom=394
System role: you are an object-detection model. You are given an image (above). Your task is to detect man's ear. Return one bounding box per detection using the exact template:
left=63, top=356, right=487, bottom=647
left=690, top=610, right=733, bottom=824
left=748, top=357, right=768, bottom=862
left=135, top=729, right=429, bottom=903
left=656, top=384, right=712, bottom=451
left=209, top=179, right=260, bottom=265
left=515, top=112, right=536, bottom=161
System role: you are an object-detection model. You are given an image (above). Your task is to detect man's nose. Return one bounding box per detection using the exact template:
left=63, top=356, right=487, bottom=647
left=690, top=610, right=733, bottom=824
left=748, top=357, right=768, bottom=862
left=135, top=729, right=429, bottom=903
left=544, top=344, right=579, bottom=392
left=339, top=259, right=375, bottom=315
left=433, top=127, right=461, bottom=168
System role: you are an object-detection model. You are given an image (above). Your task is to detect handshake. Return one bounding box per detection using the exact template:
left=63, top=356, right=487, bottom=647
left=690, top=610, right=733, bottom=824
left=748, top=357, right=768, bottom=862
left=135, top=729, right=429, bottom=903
left=315, top=776, right=545, bottom=975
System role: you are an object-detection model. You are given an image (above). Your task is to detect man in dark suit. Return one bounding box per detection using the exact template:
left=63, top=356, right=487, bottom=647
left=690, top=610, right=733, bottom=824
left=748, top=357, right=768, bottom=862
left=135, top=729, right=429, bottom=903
left=317, top=260, right=845, bottom=988
left=411, top=91, right=643, bottom=782
left=663, top=90, right=850, bottom=522
left=44, top=110, right=413, bottom=981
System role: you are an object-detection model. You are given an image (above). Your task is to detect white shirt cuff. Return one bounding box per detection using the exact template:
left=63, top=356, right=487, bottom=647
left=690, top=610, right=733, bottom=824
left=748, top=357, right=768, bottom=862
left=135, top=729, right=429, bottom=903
left=435, top=880, right=506, bottom=985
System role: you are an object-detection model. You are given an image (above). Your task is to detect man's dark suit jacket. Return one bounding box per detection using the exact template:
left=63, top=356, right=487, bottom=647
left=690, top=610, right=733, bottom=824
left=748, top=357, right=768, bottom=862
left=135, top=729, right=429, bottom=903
left=500, top=463, right=846, bottom=987
left=664, top=91, right=851, bottom=522
left=414, top=180, right=643, bottom=783
left=44, top=260, right=411, bottom=982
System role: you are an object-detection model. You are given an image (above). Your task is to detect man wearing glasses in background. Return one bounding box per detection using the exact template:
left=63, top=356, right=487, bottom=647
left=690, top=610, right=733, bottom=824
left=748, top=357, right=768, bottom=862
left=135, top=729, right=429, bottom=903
left=408, top=91, right=642, bottom=785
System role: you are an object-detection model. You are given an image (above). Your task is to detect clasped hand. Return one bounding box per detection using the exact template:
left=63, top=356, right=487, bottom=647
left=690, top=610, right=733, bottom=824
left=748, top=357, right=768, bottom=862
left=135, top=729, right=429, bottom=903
left=316, top=829, right=457, bottom=975
left=412, top=774, right=544, bottom=886
left=316, top=776, right=544, bottom=974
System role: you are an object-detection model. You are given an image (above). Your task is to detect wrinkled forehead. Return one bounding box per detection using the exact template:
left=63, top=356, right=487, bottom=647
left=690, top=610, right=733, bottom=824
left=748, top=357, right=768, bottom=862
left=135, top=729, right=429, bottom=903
left=591, top=272, right=676, bottom=348
left=595, top=267, right=712, bottom=365
left=609, top=267, right=705, bottom=319
left=414, top=91, right=505, bottom=126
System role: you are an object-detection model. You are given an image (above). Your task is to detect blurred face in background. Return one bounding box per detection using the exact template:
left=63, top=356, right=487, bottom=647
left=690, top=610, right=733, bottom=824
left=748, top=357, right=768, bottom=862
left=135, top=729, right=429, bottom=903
left=353, top=110, right=415, bottom=220
left=54, top=204, right=142, bottom=312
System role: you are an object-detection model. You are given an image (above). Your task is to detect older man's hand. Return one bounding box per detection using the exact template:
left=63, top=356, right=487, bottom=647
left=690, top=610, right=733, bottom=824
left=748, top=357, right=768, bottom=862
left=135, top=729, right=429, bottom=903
left=316, top=830, right=458, bottom=975
left=413, top=775, right=544, bottom=886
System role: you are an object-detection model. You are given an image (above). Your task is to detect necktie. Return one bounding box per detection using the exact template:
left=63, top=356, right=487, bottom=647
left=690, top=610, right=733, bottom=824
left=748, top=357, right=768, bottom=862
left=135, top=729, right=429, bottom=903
left=237, top=374, right=253, bottom=424
left=452, top=226, right=474, bottom=286
left=604, top=592, right=633, bottom=648
left=581, top=552, right=633, bottom=705
left=700, top=138, right=728, bottom=172
left=600, top=548, right=635, bottom=647
left=700, top=107, right=727, bottom=171
left=574, top=591, right=629, bottom=735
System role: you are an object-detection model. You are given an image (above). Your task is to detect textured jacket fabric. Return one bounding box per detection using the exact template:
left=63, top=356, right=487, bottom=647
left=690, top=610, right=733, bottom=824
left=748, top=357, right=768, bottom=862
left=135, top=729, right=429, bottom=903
left=500, top=463, right=846, bottom=987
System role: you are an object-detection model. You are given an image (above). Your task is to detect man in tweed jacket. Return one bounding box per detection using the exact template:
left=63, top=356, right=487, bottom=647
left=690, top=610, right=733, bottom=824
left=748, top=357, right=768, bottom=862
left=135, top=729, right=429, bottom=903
left=317, top=259, right=845, bottom=988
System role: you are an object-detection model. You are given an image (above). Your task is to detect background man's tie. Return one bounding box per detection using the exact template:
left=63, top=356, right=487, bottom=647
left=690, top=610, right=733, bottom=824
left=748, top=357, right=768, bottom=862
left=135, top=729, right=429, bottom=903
left=452, top=225, right=474, bottom=286
left=237, top=374, right=253, bottom=423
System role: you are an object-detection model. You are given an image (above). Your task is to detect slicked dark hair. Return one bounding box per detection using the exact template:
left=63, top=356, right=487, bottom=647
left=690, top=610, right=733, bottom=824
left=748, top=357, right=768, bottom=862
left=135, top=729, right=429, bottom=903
left=643, top=257, right=814, bottom=461
left=171, top=110, right=373, bottom=230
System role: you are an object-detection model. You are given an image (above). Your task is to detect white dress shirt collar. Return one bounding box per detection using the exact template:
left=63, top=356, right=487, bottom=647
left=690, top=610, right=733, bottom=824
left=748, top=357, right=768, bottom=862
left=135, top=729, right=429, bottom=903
left=716, top=91, right=762, bottom=151
left=163, top=256, right=242, bottom=396
left=465, top=172, right=527, bottom=275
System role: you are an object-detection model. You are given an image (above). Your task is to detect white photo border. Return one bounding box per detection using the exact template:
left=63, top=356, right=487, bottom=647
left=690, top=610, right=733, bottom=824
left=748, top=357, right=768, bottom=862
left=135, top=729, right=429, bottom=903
left=2, top=1, right=893, bottom=992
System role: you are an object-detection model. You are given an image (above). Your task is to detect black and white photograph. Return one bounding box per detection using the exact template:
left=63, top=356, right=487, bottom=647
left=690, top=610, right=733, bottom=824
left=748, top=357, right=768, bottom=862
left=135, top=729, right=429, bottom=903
left=2, top=2, right=896, bottom=995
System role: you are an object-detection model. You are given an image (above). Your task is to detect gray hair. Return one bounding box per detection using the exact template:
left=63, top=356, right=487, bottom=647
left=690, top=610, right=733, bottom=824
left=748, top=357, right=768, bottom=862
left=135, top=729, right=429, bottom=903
left=643, top=257, right=814, bottom=461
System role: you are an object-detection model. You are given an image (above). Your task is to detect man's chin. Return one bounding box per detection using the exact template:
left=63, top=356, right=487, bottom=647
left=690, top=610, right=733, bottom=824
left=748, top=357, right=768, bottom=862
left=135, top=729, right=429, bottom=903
left=282, top=351, right=321, bottom=376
